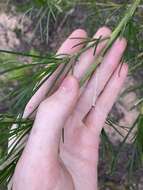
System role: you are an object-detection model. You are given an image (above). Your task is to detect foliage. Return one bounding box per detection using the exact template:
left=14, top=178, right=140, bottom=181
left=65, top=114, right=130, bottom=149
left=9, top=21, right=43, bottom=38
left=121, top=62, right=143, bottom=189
left=0, top=0, right=143, bottom=189
left=8, top=0, right=77, bottom=43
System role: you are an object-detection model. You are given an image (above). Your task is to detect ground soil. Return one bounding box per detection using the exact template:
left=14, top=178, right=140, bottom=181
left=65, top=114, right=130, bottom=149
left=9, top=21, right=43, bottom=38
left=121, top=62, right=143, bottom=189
left=0, top=3, right=143, bottom=190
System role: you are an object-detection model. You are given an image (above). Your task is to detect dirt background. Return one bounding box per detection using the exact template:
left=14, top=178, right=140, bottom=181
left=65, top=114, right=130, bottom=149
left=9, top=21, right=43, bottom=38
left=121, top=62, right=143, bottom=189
left=0, top=1, right=143, bottom=190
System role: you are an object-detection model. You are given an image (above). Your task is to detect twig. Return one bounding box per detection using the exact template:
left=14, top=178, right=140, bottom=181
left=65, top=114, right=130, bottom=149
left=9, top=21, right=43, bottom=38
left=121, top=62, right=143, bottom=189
left=57, top=8, right=75, bottom=33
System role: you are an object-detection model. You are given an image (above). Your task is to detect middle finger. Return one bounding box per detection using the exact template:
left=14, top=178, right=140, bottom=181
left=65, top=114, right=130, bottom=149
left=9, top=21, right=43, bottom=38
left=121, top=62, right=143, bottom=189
left=75, top=37, right=127, bottom=119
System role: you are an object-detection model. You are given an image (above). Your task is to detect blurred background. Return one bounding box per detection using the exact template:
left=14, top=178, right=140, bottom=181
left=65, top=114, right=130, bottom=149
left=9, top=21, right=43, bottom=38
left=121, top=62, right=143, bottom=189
left=0, top=0, right=143, bottom=189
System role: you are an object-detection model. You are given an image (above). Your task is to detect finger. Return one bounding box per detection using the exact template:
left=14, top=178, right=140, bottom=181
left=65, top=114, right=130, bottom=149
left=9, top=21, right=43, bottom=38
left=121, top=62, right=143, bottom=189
left=24, top=29, right=87, bottom=118
left=73, top=26, right=111, bottom=80
left=21, top=76, right=79, bottom=162
left=85, top=64, right=128, bottom=136
left=76, top=38, right=127, bottom=119
left=57, top=29, right=87, bottom=55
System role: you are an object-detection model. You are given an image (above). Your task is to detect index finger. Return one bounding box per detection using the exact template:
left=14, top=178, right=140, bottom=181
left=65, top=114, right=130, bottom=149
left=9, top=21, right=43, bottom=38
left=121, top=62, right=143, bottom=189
left=24, top=29, right=87, bottom=118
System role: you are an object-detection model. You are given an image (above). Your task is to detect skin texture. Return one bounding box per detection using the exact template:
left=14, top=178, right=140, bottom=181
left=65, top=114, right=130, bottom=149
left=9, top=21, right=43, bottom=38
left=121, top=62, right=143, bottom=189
left=12, top=27, right=128, bottom=190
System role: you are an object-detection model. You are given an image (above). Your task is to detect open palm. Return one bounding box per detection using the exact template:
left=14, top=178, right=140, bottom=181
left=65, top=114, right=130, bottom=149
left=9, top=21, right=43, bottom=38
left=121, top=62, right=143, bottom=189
left=13, top=27, right=128, bottom=190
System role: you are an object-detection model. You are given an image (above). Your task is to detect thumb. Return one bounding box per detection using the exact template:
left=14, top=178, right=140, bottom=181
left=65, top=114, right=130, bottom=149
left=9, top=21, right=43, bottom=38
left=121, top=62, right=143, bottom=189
left=21, top=76, right=79, bottom=161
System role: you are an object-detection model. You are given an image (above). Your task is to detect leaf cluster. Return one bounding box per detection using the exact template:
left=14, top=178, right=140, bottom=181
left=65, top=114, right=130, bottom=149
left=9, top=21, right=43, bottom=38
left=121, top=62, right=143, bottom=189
left=0, top=0, right=143, bottom=188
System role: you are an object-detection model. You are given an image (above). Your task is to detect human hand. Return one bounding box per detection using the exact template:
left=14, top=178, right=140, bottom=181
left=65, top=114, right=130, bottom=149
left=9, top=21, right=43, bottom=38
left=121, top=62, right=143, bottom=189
left=12, top=27, right=128, bottom=190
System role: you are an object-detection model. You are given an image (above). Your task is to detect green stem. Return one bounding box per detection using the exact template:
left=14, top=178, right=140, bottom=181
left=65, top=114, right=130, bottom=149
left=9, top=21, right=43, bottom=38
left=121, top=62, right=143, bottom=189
left=0, top=0, right=141, bottom=184
left=79, top=0, right=141, bottom=86
left=0, top=49, right=44, bottom=58
left=104, top=0, right=141, bottom=53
